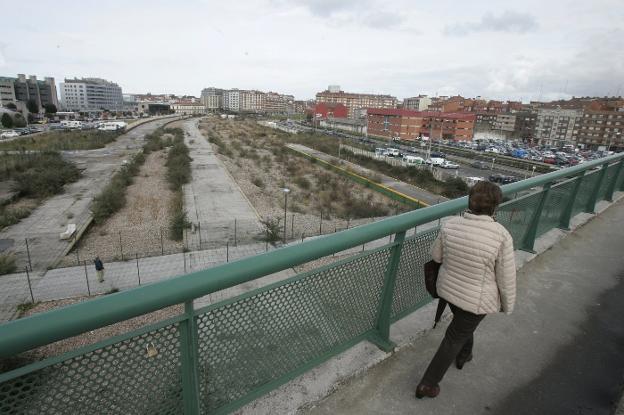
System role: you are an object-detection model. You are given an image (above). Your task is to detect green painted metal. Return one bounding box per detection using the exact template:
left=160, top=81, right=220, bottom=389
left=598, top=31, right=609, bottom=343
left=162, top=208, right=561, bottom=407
left=559, top=171, right=585, bottom=230
left=605, top=159, right=624, bottom=202
left=179, top=302, right=200, bottom=415
left=585, top=162, right=610, bottom=213
left=0, top=152, right=623, bottom=415
left=520, top=183, right=551, bottom=253
left=369, top=231, right=406, bottom=352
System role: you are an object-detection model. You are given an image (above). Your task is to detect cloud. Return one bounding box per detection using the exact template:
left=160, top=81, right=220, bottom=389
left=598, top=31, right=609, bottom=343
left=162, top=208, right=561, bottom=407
left=290, top=0, right=404, bottom=30
left=445, top=10, right=538, bottom=36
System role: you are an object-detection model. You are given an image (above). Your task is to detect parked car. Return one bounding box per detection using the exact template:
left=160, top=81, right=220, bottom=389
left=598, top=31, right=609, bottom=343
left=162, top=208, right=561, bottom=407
left=440, top=161, right=460, bottom=169
left=430, top=151, right=446, bottom=158
left=543, top=157, right=557, bottom=164
left=0, top=130, right=19, bottom=139
left=488, top=174, right=517, bottom=184
left=471, top=161, right=488, bottom=169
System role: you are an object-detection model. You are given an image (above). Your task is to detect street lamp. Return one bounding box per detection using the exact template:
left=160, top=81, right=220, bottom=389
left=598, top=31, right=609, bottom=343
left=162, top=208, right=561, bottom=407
left=491, top=157, right=496, bottom=170
left=531, top=166, right=536, bottom=177
left=282, top=188, right=290, bottom=244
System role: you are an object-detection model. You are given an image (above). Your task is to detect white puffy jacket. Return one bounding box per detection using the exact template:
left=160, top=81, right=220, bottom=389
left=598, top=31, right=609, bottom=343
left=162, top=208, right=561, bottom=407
left=431, top=212, right=516, bottom=315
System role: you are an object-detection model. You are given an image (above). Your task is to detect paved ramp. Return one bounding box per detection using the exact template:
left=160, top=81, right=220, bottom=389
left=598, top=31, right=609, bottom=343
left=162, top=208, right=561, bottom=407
left=182, top=119, right=262, bottom=248
left=306, top=197, right=624, bottom=415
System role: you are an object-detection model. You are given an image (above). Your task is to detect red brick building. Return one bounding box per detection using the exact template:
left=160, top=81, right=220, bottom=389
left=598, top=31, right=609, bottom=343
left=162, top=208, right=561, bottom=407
left=367, top=108, right=475, bottom=141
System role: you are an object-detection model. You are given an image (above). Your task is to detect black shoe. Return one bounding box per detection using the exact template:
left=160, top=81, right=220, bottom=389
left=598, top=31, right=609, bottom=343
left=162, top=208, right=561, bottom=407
left=415, top=383, right=440, bottom=399
left=455, top=353, right=473, bottom=370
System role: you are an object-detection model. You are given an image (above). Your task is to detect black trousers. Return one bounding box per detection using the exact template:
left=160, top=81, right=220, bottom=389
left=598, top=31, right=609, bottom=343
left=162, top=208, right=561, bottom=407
left=421, top=303, right=486, bottom=386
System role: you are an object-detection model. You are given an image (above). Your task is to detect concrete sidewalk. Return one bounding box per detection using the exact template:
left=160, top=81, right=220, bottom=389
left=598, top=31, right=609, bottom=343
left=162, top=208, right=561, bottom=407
left=305, top=197, right=624, bottom=415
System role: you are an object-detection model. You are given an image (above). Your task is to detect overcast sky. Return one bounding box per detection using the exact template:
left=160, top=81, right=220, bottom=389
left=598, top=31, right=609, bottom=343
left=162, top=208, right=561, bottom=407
left=1, top=0, right=622, bottom=102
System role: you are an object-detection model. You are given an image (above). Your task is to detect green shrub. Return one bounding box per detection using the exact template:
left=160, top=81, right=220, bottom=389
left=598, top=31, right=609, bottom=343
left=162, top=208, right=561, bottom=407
left=294, top=176, right=311, bottom=189
left=251, top=177, right=264, bottom=188
left=11, top=152, right=80, bottom=198
left=0, top=253, right=17, bottom=275
left=169, top=191, right=190, bottom=241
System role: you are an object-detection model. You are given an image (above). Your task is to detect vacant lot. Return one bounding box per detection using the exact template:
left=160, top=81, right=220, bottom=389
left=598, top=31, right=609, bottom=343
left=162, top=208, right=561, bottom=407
left=0, top=129, right=122, bottom=151
left=60, top=148, right=183, bottom=266
left=198, top=117, right=410, bottom=240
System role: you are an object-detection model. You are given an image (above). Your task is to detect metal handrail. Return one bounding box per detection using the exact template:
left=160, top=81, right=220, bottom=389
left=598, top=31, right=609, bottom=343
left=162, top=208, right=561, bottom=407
left=0, top=152, right=622, bottom=358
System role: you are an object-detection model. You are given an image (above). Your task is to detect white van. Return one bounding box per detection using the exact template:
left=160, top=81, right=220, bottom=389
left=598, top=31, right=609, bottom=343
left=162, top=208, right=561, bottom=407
left=386, top=148, right=401, bottom=157
left=403, top=155, right=424, bottom=166
left=426, top=157, right=445, bottom=166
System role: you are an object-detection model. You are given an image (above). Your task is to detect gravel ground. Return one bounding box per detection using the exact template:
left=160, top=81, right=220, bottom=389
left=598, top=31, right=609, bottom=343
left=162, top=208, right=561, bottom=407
left=59, top=150, right=183, bottom=266
left=0, top=296, right=183, bottom=371
left=198, top=118, right=409, bottom=241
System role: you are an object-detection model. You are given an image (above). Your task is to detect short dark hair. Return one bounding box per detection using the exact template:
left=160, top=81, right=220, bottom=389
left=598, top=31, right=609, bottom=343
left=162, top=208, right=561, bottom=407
left=469, top=181, right=503, bottom=216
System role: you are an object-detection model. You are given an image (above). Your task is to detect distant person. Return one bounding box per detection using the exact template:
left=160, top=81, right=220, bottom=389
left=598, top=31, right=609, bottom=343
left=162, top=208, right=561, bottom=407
left=94, top=257, right=105, bottom=283
left=416, top=181, right=517, bottom=399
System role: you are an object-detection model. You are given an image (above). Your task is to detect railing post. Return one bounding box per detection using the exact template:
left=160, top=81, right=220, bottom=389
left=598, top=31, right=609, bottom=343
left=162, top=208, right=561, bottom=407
left=179, top=301, right=201, bottom=415
left=605, top=159, right=624, bottom=202
left=368, top=231, right=406, bottom=352
left=558, top=171, right=585, bottom=231
left=585, top=162, right=610, bottom=213
left=520, top=183, right=551, bottom=253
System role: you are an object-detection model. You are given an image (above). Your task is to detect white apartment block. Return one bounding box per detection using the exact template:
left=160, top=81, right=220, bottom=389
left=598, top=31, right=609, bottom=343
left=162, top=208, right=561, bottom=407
left=60, top=78, right=123, bottom=112
left=222, top=90, right=241, bottom=112
left=536, top=108, right=583, bottom=147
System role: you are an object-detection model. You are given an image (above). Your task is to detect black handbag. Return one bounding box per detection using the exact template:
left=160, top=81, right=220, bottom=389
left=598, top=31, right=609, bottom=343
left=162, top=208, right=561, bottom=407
left=423, top=260, right=447, bottom=327
left=424, top=260, right=441, bottom=298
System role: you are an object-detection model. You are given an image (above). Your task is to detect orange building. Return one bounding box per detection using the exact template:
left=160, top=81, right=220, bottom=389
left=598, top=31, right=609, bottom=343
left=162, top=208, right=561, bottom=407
left=367, top=108, right=475, bottom=141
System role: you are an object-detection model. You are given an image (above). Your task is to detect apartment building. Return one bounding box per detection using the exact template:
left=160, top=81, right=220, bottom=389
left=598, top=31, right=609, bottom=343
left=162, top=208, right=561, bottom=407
left=535, top=108, right=583, bottom=147
left=0, top=74, right=59, bottom=111
left=315, top=86, right=397, bottom=118
left=403, top=95, right=432, bottom=111
left=239, top=90, right=265, bottom=112
left=264, top=92, right=294, bottom=114
left=574, top=110, right=624, bottom=151
left=367, top=108, right=475, bottom=141
left=60, top=78, right=123, bottom=112
left=200, top=87, right=224, bottom=110
left=0, top=77, right=16, bottom=106
left=222, top=90, right=241, bottom=112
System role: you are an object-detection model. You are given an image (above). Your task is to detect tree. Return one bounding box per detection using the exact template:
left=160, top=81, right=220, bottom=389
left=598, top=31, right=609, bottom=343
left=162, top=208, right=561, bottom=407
left=13, top=114, right=26, bottom=128
left=44, top=103, right=57, bottom=114
left=26, top=99, right=39, bottom=114
left=1, top=113, right=13, bottom=128
left=4, top=103, right=17, bottom=111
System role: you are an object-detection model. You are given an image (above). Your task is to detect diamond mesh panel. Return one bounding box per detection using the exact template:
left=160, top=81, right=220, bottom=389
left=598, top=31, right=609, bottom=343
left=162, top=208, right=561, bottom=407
left=496, top=191, right=543, bottom=247
left=0, top=324, right=182, bottom=415
left=195, top=248, right=391, bottom=412
left=597, top=164, right=618, bottom=201
left=535, top=180, right=575, bottom=238
left=572, top=170, right=601, bottom=217
left=391, top=228, right=439, bottom=319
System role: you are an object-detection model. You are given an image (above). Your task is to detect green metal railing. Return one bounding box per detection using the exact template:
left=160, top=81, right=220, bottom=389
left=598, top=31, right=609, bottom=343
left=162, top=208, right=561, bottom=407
left=1, top=153, right=623, bottom=414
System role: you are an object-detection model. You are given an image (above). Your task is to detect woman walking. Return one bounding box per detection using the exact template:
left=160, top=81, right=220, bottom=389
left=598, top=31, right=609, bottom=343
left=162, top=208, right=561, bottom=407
left=416, top=181, right=517, bottom=399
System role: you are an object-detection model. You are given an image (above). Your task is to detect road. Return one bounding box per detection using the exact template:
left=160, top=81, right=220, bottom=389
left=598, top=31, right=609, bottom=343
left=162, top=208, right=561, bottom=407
left=291, top=122, right=543, bottom=180
left=0, top=117, right=179, bottom=272
left=287, top=143, right=446, bottom=206
left=182, top=118, right=263, bottom=248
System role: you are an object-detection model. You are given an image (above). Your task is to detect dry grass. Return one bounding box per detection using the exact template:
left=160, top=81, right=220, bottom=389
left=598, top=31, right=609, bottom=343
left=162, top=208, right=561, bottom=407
left=198, top=117, right=410, bottom=226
